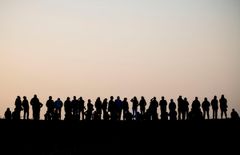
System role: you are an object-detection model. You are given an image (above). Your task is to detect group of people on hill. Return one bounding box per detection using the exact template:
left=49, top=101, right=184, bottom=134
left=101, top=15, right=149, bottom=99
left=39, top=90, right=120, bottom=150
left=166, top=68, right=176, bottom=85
left=4, top=95, right=43, bottom=120
left=4, top=94, right=240, bottom=121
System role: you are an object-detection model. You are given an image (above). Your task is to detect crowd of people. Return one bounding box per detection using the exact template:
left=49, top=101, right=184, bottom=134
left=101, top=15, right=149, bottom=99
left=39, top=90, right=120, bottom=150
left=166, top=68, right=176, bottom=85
left=4, top=94, right=240, bottom=121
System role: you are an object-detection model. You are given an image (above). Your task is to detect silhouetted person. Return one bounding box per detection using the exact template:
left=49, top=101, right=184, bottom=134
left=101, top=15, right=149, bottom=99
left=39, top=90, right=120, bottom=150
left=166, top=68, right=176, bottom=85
left=86, top=99, right=94, bottom=120
left=102, top=98, right=108, bottom=113
left=30, top=94, right=43, bottom=120
left=94, top=97, right=102, bottom=119
left=15, top=96, right=21, bottom=109
left=46, top=96, right=54, bottom=120
left=108, top=96, right=117, bottom=120
left=219, top=95, right=228, bottom=119
left=94, top=97, right=102, bottom=120
left=131, top=96, right=139, bottom=119
left=122, top=97, right=129, bottom=120
left=149, top=97, right=158, bottom=120
left=230, top=109, right=239, bottom=120
left=189, top=97, right=203, bottom=120
left=14, top=96, right=22, bottom=119
left=54, top=98, right=63, bottom=120
left=4, top=108, right=12, bottom=120
left=102, top=98, right=108, bottom=120
left=169, top=99, right=177, bottom=120
left=22, top=96, right=29, bottom=120
left=211, top=96, right=218, bottom=119
left=64, top=97, right=72, bottom=120
left=72, top=96, right=78, bottom=119
left=139, top=96, right=147, bottom=115
left=177, top=96, right=184, bottom=120
left=202, top=97, right=210, bottom=119
left=115, top=96, right=123, bottom=120
left=159, top=96, right=168, bottom=120
left=182, top=97, right=189, bottom=120
left=78, top=97, right=85, bottom=120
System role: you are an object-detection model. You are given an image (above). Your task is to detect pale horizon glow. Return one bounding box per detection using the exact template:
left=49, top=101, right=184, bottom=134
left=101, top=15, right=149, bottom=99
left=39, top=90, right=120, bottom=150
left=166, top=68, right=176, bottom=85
left=0, top=0, right=240, bottom=119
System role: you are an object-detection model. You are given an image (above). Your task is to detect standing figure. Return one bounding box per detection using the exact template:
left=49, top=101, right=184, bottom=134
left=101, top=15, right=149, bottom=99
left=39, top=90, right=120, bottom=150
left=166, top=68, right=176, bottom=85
left=202, top=97, right=210, bottom=119
left=64, top=97, right=72, bottom=120
left=131, top=96, right=139, bottom=119
left=79, top=97, right=86, bottom=120
left=177, top=96, right=184, bottom=120
left=159, top=96, right=168, bottom=120
left=189, top=97, right=202, bottom=120
left=14, top=96, right=22, bottom=119
left=54, top=98, right=63, bottom=120
left=211, top=96, right=218, bottom=119
left=169, top=99, right=177, bottom=120
left=149, top=97, right=158, bottom=120
left=219, top=95, right=228, bottom=119
left=22, top=96, right=29, bottom=120
left=182, top=97, right=189, bottom=120
left=139, top=96, right=147, bottom=115
left=46, top=96, right=54, bottom=120
left=86, top=99, right=94, bottom=120
left=122, top=98, right=129, bottom=120
left=95, top=97, right=102, bottom=120
left=30, top=94, right=43, bottom=120
left=115, top=96, right=123, bottom=120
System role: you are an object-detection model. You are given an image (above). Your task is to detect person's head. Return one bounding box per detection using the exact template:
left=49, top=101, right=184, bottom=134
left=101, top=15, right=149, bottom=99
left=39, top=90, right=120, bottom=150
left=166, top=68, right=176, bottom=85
left=170, top=99, right=173, bottom=102
left=23, top=96, right=27, bottom=100
left=195, top=97, right=198, bottom=100
left=204, top=97, right=207, bottom=101
left=214, top=96, right=217, bottom=99
left=161, top=96, right=165, bottom=100
left=34, top=94, right=37, bottom=98
left=49, top=96, right=52, bottom=100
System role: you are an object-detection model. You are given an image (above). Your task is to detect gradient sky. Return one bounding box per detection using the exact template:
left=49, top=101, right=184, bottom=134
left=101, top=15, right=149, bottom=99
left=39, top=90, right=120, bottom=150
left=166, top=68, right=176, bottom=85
left=0, top=0, right=240, bottom=119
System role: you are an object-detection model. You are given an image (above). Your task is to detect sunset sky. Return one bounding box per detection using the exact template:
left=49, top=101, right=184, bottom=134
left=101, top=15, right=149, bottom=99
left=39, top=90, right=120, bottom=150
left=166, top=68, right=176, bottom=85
left=0, top=0, right=239, bottom=119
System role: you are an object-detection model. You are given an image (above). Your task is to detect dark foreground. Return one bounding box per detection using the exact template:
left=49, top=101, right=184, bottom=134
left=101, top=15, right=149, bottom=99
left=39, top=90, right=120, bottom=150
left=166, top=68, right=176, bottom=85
left=0, top=119, right=239, bottom=155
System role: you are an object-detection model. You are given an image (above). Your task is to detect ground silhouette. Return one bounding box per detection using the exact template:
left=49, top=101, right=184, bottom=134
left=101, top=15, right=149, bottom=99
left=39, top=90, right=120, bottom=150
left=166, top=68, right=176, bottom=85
left=0, top=119, right=239, bottom=155
left=1, top=95, right=239, bottom=154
